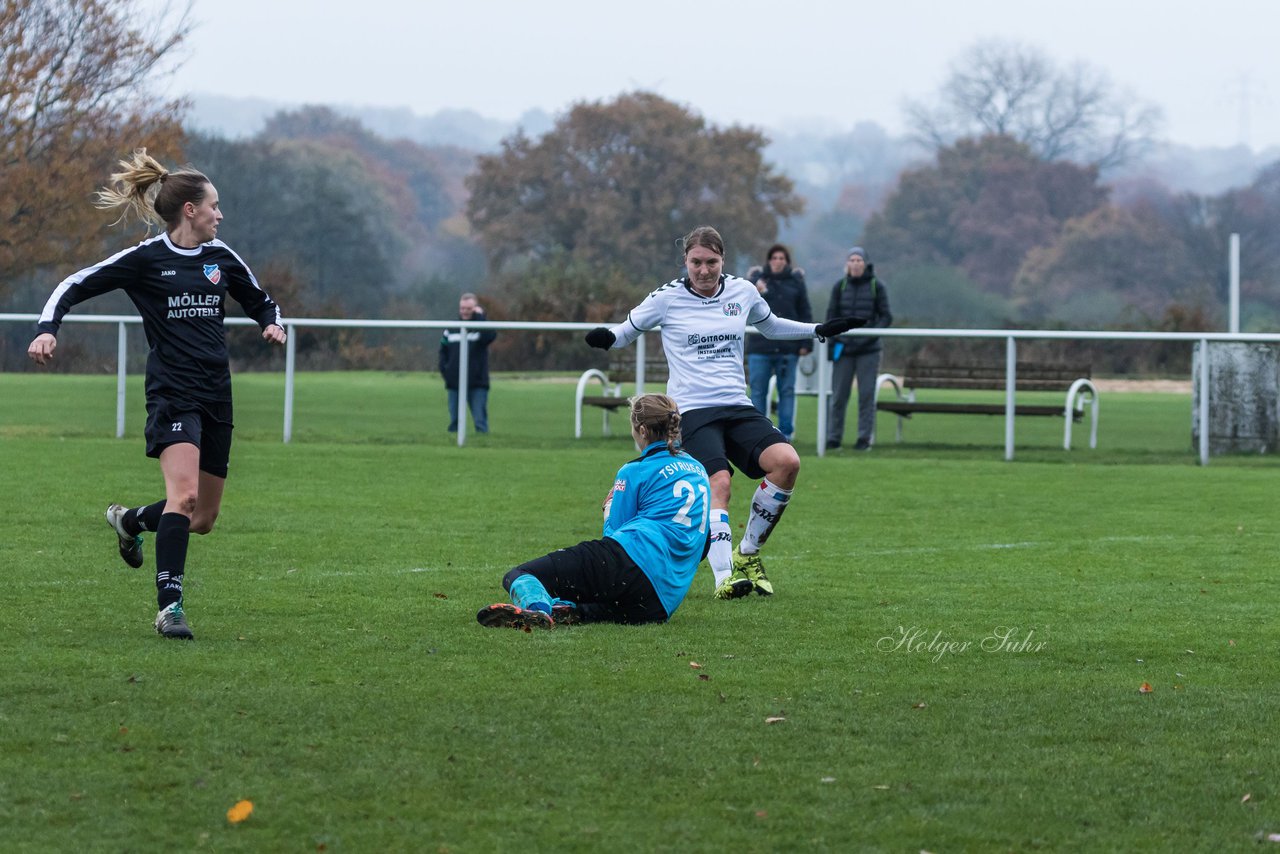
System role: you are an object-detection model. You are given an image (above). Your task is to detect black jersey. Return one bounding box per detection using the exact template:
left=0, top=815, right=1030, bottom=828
left=36, top=233, right=282, bottom=404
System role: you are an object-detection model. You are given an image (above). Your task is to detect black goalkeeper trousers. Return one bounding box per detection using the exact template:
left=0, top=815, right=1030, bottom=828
left=505, top=537, right=668, bottom=625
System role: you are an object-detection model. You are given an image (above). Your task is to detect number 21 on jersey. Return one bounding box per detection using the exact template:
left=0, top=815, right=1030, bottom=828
left=672, top=479, right=709, bottom=532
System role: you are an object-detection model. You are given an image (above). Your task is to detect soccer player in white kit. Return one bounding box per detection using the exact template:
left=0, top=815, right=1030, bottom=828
left=586, top=226, right=864, bottom=599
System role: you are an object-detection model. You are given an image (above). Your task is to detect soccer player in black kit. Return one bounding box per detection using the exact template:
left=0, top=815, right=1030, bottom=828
left=28, top=149, right=286, bottom=640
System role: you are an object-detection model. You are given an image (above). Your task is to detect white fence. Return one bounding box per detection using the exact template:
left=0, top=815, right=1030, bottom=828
left=5, top=312, right=1280, bottom=465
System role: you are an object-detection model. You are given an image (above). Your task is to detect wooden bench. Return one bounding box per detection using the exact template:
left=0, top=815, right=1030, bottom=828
left=575, top=351, right=669, bottom=438
left=875, top=361, right=1099, bottom=449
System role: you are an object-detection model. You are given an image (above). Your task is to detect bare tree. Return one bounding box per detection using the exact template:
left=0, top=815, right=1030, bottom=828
left=0, top=0, right=190, bottom=286
left=904, top=39, right=1162, bottom=171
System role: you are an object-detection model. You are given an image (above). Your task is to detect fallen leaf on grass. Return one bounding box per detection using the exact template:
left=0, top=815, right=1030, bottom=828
left=821, top=777, right=836, bottom=783
left=1242, top=793, right=1252, bottom=803
left=433, top=592, right=448, bottom=599
left=872, top=785, right=890, bottom=790
left=226, top=800, right=254, bottom=824
left=689, top=661, right=703, bottom=669
left=765, top=716, right=787, bottom=724
left=697, top=674, right=710, bottom=681
left=1229, top=639, right=1236, bottom=647
left=912, top=702, right=927, bottom=709
left=1139, top=682, right=1154, bottom=694
left=754, top=810, right=767, bottom=819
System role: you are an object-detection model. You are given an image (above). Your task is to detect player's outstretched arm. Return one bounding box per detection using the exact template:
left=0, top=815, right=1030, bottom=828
left=814, top=316, right=868, bottom=340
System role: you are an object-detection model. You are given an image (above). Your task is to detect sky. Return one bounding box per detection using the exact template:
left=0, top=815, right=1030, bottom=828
left=141, top=0, right=1279, bottom=150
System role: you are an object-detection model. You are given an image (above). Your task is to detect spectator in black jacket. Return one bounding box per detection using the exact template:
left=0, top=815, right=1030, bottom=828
left=439, top=293, right=497, bottom=433
left=825, top=247, right=892, bottom=451
left=746, top=244, right=813, bottom=441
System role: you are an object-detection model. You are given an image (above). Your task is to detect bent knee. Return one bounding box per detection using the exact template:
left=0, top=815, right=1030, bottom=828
left=172, top=493, right=199, bottom=517
left=768, top=448, right=798, bottom=473
left=766, top=447, right=801, bottom=481
left=189, top=513, right=218, bottom=535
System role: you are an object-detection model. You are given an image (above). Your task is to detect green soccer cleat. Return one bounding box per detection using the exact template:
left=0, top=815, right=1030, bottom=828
left=106, top=503, right=144, bottom=569
left=734, top=551, right=774, bottom=596
left=476, top=603, right=554, bottom=631
left=154, top=601, right=194, bottom=640
left=713, top=569, right=754, bottom=600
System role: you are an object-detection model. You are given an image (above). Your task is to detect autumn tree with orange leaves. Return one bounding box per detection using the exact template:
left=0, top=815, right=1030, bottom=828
left=0, top=0, right=188, bottom=289
left=465, top=92, right=803, bottom=283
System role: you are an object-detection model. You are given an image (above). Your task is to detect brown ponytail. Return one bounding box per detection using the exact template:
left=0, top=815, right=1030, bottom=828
left=95, top=148, right=211, bottom=231
left=630, top=393, right=683, bottom=454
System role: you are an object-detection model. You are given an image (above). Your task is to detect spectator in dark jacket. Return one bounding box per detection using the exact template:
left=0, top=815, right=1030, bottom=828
left=439, top=293, right=497, bottom=433
left=825, top=247, right=892, bottom=451
left=746, top=244, right=813, bottom=441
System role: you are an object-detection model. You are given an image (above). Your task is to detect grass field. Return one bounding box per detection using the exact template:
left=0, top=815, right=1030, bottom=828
left=1, top=372, right=1278, bottom=851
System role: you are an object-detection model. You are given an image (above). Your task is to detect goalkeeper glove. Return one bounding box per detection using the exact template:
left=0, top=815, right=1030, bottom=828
left=585, top=327, right=616, bottom=350
left=814, top=316, right=868, bottom=340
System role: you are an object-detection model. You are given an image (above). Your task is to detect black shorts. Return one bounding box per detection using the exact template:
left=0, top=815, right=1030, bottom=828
left=508, top=537, right=668, bottom=625
left=680, top=404, right=788, bottom=480
left=144, top=397, right=234, bottom=478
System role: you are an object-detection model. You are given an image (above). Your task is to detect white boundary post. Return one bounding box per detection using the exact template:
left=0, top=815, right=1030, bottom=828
left=1229, top=233, right=1240, bottom=334
left=456, top=323, right=469, bottom=447
left=283, top=325, right=296, bottom=444
left=636, top=333, right=647, bottom=395
left=1198, top=338, right=1210, bottom=466
left=816, top=338, right=830, bottom=456
left=1004, top=336, right=1017, bottom=461
left=116, top=321, right=127, bottom=438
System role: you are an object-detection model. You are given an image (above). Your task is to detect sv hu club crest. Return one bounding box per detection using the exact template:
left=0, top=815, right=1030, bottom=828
left=723, top=302, right=742, bottom=316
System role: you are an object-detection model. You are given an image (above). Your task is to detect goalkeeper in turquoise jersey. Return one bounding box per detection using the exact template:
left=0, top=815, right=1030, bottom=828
left=477, top=394, right=711, bottom=629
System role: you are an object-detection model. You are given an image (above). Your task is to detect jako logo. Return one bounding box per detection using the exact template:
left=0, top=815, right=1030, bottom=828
left=723, top=302, right=742, bottom=316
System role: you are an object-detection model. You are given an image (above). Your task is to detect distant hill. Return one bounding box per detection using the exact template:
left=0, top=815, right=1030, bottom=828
left=186, top=94, right=554, bottom=150
left=183, top=94, right=1278, bottom=196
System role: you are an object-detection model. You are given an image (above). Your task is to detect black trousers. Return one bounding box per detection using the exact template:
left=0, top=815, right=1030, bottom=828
left=506, top=537, right=668, bottom=625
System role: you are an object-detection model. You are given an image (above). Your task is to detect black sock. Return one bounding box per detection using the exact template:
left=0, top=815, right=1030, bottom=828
left=124, top=500, right=167, bottom=535
left=155, top=512, right=191, bottom=609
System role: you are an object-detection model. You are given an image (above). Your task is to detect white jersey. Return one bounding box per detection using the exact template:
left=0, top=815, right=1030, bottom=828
left=609, top=274, right=818, bottom=412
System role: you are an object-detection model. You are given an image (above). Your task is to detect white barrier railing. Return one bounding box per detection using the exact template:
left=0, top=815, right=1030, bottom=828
left=5, top=312, right=1280, bottom=465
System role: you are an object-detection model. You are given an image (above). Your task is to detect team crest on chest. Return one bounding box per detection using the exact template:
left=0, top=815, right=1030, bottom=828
left=723, top=302, right=742, bottom=316
left=203, top=264, right=221, bottom=285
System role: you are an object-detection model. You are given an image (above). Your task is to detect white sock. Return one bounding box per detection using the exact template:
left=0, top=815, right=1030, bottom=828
left=741, top=478, right=792, bottom=555
left=709, top=510, right=733, bottom=586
